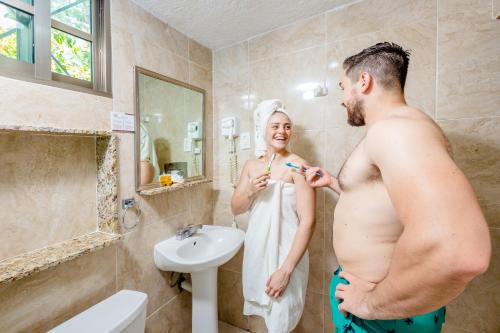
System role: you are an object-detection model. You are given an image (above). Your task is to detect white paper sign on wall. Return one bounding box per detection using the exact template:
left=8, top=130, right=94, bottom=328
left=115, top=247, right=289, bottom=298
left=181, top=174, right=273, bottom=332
left=111, top=112, right=135, bottom=132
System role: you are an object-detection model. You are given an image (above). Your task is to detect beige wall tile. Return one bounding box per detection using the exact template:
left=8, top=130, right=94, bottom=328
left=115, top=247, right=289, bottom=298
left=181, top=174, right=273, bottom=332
left=0, top=76, right=112, bottom=131
left=307, top=190, right=325, bottom=294
left=326, top=0, right=436, bottom=43
left=117, top=217, right=185, bottom=315
left=248, top=315, right=267, bottom=333
left=438, top=118, right=500, bottom=227
left=164, top=26, right=189, bottom=59
left=220, top=320, right=249, bottom=333
left=324, top=294, right=334, bottom=333
left=188, top=182, right=214, bottom=225
left=324, top=124, right=366, bottom=176
left=111, top=26, right=136, bottom=115
left=437, top=0, right=500, bottom=119
left=0, top=246, right=116, bottom=333
left=250, top=46, right=327, bottom=131
left=0, top=133, right=97, bottom=260
left=445, top=228, right=500, bottom=331
left=290, top=130, right=326, bottom=166
left=117, top=133, right=136, bottom=206
left=249, top=15, right=326, bottom=62
left=145, top=292, right=192, bottom=333
left=189, top=39, right=213, bottom=70
left=213, top=61, right=252, bottom=195
left=441, top=324, right=474, bottom=333
left=326, top=18, right=437, bottom=120
left=222, top=247, right=244, bottom=273
left=218, top=268, right=249, bottom=330
left=190, top=62, right=213, bottom=94
left=134, top=41, right=189, bottom=83
left=295, top=291, right=324, bottom=333
left=215, top=42, right=249, bottom=74
left=495, top=0, right=500, bottom=18
left=324, top=189, right=340, bottom=296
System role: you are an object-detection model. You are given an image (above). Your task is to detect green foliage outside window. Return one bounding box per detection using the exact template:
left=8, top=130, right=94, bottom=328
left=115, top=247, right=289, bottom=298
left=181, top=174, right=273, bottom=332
left=0, top=28, right=17, bottom=59
left=0, top=4, right=33, bottom=63
left=0, top=1, right=92, bottom=81
left=51, top=28, right=91, bottom=81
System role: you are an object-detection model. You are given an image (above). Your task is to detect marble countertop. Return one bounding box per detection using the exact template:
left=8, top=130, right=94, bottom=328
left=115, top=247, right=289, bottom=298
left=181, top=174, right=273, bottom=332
left=139, top=178, right=212, bottom=196
left=0, top=232, right=121, bottom=285
left=0, top=124, right=112, bottom=137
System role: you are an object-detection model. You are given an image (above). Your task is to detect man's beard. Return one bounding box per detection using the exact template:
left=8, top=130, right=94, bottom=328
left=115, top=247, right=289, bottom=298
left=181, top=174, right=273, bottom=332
left=346, top=98, right=365, bottom=127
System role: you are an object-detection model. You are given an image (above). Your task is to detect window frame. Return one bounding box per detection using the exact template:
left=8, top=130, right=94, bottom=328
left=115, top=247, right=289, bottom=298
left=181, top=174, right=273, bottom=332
left=0, top=0, right=111, bottom=95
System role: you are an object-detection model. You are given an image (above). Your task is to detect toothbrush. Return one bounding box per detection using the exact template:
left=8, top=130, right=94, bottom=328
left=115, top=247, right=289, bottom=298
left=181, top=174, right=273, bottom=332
left=266, top=153, right=276, bottom=172
left=285, top=162, right=322, bottom=177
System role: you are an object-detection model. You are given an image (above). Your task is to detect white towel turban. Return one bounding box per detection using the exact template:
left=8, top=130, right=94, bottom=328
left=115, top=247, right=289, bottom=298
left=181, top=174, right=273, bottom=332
left=253, top=99, right=291, bottom=157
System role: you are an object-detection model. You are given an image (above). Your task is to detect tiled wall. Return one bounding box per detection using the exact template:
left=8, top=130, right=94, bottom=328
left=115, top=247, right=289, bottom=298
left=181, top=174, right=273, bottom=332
left=0, top=0, right=213, bottom=331
left=213, top=0, right=500, bottom=332
left=0, top=133, right=98, bottom=260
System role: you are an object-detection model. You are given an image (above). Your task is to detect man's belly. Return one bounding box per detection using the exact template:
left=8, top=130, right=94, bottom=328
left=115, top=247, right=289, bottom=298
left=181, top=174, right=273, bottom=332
left=332, top=189, right=403, bottom=283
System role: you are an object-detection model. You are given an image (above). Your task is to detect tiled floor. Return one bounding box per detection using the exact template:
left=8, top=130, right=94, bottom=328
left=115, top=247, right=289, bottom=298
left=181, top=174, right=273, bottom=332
left=219, top=321, right=249, bottom=333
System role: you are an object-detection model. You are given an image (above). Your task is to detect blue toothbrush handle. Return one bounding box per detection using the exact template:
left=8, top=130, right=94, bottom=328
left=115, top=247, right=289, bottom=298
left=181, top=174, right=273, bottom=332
left=286, top=163, right=322, bottom=177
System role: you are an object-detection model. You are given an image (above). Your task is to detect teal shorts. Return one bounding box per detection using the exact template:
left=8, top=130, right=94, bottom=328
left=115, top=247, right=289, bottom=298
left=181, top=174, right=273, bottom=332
left=329, top=267, right=446, bottom=333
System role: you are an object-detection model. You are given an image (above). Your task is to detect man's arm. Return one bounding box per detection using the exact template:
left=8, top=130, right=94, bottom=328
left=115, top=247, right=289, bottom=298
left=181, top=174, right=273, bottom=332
left=350, top=119, right=490, bottom=319
left=302, top=165, right=342, bottom=195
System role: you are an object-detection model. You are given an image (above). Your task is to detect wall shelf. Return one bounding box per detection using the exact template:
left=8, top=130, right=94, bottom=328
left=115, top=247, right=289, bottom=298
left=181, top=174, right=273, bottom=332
left=0, top=232, right=121, bottom=285
left=138, top=178, right=212, bottom=196
left=0, top=124, right=112, bottom=137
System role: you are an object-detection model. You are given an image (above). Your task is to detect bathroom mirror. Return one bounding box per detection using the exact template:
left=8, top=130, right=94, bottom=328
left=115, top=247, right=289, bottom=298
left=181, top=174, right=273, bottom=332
left=135, top=66, right=206, bottom=191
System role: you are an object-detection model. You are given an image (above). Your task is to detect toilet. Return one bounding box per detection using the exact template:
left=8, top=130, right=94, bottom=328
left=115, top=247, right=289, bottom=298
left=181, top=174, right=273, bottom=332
left=48, top=290, right=148, bottom=333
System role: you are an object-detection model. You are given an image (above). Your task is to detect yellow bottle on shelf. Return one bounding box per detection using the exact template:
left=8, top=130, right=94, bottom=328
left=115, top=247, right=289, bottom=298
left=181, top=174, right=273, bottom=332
left=159, top=174, right=173, bottom=186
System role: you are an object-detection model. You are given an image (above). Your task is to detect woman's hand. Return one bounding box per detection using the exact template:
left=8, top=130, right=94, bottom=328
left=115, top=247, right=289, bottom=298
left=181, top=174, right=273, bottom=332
left=266, top=268, right=292, bottom=298
left=246, top=172, right=271, bottom=198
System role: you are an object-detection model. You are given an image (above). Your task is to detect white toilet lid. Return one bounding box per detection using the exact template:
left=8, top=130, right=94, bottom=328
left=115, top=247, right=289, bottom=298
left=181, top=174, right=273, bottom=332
left=48, top=290, right=148, bottom=333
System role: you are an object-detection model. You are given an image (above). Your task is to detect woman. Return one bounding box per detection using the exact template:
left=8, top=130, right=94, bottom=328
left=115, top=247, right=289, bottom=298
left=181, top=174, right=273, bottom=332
left=231, top=100, right=316, bottom=333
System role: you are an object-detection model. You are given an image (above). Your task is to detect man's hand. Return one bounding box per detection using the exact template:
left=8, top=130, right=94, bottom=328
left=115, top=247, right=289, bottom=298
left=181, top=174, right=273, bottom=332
left=297, top=165, right=332, bottom=188
left=335, top=271, right=377, bottom=320
left=266, top=268, right=291, bottom=299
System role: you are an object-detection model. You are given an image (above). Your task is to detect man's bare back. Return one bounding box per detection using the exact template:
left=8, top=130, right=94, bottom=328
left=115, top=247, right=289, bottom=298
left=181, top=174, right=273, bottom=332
left=333, top=106, right=452, bottom=283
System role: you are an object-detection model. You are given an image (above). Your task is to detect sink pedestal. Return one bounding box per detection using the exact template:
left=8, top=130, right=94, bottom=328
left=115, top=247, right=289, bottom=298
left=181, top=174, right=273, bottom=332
left=191, top=267, right=218, bottom=333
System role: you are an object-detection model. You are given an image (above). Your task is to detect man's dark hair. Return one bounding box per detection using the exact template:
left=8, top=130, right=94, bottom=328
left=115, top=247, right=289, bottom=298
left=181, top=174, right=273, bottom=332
left=343, top=42, right=411, bottom=91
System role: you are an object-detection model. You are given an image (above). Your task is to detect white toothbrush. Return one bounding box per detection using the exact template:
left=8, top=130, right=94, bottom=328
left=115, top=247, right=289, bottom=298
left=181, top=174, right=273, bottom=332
left=266, top=153, right=276, bottom=172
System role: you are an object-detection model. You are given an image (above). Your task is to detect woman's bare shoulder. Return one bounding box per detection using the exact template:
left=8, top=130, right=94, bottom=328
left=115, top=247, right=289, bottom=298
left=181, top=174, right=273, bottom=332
left=244, top=157, right=265, bottom=172
left=287, top=153, right=308, bottom=166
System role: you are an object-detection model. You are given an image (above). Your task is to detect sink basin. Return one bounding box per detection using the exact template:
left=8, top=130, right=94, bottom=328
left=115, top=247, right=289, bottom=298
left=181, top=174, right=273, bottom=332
left=153, top=225, right=245, bottom=333
left=154, top=225, right=245, bottom=273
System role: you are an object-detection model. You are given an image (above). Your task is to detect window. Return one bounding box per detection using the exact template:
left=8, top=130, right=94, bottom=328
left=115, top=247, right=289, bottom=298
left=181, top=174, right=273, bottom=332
left=0, top=0, right=111, bottom=94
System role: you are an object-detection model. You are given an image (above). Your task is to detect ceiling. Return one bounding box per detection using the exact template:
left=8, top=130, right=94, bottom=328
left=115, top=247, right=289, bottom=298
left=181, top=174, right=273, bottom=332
left=130, top=0, right=359, bottom=50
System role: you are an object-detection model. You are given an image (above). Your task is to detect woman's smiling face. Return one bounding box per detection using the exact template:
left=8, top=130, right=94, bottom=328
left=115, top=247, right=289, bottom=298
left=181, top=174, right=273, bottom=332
left=265, top=111, right=292, bottom=151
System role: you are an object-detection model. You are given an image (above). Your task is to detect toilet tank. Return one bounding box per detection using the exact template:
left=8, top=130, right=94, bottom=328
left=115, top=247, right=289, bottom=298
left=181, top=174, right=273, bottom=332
left=48, top=290, right=148, bottom=333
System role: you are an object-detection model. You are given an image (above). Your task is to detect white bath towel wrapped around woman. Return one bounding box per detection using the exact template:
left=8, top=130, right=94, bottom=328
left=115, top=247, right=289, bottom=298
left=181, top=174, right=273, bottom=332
left=242, top=100, right=309, bottom=333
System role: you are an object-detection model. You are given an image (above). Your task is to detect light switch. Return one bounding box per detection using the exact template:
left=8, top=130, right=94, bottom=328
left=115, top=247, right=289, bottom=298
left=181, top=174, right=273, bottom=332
left=184, top=138, right=192, bottom=152
left=240, top=132, right=251, bottom=150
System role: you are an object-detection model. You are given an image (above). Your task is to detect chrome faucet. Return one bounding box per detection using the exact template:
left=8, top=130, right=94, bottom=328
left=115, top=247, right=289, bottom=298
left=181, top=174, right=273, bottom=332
left=176, top=224, right=203, bottom=240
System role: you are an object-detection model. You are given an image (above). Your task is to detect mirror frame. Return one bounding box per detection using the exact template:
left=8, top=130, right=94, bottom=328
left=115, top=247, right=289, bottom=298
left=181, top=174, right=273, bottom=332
left=134, top=66, right=207, bottom=192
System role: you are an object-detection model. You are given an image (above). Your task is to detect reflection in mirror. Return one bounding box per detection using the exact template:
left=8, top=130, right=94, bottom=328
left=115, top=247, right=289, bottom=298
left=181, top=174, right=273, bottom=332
left=135, top=67, right=205, bottom=191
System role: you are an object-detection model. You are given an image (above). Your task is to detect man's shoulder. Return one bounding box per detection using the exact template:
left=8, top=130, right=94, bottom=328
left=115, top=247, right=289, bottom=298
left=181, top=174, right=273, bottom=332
left=365, top=108, right=448, bottom=158
left=368, top=109, right=439, bottom=140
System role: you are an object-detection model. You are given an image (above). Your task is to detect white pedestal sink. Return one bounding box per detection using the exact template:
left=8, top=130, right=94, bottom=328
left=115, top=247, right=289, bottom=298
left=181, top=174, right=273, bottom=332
left=154, top=225, right=245, bottom=333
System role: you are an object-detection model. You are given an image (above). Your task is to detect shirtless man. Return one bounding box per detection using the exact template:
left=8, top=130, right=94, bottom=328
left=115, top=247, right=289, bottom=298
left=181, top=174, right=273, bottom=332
left=301, top=42, right=491, bottom=332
